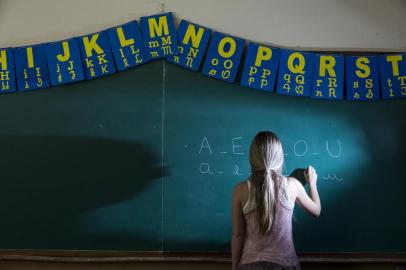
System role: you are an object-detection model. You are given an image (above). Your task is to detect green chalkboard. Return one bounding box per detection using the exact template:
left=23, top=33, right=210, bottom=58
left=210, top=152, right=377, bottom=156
left=0, top=62, right=163, bottom=250
left=0, top=61, right=405, bottom=252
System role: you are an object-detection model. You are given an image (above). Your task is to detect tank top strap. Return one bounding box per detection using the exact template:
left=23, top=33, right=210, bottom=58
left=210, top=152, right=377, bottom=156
left=279, top=176, right=295, bottom=209
left=243, top=179, right=254, bottom=214
left=245, top=180, right=251, bottom=209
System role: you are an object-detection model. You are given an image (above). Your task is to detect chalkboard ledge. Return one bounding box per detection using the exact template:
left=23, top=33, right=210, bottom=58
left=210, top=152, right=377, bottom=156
left=1, top=250, right=406, bottom=264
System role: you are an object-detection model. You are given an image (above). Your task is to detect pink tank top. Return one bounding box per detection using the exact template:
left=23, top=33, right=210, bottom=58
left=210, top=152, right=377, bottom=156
left=239, top=177, right=299, bottom=267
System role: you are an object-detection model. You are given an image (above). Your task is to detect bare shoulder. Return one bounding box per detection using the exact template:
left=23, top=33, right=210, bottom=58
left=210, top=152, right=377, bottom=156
left=287, top=176, right=302, bottom=188
left=233, top=180, right=249, bottom=205
left=286, top=176, right=301, bottom=201
left=233, top=180, right=248, bottom=195
left=286, top=176, right=296, bottom=186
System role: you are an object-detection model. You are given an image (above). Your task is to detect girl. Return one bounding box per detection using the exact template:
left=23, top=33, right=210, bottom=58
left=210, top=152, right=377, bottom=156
left=231, top=131, right=321, bottom=270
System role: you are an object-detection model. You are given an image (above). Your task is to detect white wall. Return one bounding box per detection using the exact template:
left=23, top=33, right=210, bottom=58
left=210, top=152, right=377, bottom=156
left=0, top=0, right=405, bottom=51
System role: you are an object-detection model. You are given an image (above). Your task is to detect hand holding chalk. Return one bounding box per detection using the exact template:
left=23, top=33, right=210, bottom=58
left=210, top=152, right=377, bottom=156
left=304, top=165, right=318, bottom=185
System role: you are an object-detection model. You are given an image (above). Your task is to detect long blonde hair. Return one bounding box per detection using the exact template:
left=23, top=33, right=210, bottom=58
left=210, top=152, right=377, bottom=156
left=249, top=131, right=284, bottom=235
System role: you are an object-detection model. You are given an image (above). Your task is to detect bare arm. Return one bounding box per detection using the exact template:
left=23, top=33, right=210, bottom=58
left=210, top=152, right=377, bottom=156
left=295, top=166, right=321, bottom=217
left=231, top=183, right=245, bottom=270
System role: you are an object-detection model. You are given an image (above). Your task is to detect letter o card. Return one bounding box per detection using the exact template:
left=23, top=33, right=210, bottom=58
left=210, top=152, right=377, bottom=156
left=202, top=32, right=244, bottom=83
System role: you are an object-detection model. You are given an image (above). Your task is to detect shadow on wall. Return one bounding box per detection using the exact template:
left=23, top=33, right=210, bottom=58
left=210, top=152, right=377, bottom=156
left=0, top=135, right=165, bottom=248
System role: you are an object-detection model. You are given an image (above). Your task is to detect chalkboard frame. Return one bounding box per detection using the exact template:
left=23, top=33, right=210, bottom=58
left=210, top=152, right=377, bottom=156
left=1, top=250, right=406, bottom=263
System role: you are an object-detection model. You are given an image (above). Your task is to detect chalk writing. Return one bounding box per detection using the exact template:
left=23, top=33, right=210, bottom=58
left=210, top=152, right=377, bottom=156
left=232, top=164, right=243, bottom=176
left=294, top=139, right=308, bottom=156
left=291, top=139, right=342, bottom=158
left=326, top=139, right=342, bottom=158
left=322, top=173, right=344, bottom=182
left=199, top=162, right=213, bottom=174
left=198, top=136, right=246, bottom=155
left=198, top=136, right=212, bottom=154
left=194, top=136, right=344, bottom=181
left=232, top=137, right=244, bottom=154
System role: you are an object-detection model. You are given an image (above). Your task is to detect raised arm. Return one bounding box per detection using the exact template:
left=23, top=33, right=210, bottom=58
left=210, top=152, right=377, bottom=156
left=231, top=183, right=245, bottom=270
left=294, top=166, right=321, bottom=217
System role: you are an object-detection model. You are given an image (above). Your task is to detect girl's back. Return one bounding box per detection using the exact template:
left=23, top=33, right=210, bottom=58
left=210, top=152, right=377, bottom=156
left=231, top=132, right=320, bottom=270
left=238, top=177, right=300, bottom=269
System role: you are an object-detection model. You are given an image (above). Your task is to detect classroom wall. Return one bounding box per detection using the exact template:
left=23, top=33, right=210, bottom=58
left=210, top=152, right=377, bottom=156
left=0, top=0, right=405, bottom=51
left=0, top=0, right=405, bottom=269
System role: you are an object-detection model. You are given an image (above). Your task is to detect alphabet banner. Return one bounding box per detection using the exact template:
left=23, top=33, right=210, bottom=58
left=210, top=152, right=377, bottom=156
left=0, top=48, right=16, bottom=93
left=166, top=20, right=211, bottom=71
left=107, top=20, right=147, bottom=71
left=379, top=54, right=406, bottom=99
left=14, top=44, right=50, bottom=91
left=346, top=56, right=380, bottom=100
left=202, top=32, right=244, bottom=83
left=0, top=12, right=405, bottom=101
left=311, top=54, right=344, bottom=100
left=140, top=12, right=178, bottom=60
left=276, top=49, right=315, bottom=97
left=45, top=38, right=84, bottom=86
left=78, top=31, right=116, bottom=79
left=240, top=43, right=280, bottom=92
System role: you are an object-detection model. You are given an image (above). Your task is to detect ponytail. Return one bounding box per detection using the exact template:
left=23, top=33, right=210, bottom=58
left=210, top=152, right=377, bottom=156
left=249, top=131, right=284, bottom=235
left=251, top=170, right=281, bottom=234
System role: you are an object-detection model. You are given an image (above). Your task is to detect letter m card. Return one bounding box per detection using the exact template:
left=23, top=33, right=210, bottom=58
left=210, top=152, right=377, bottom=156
left=140, top=12, right=179, bottom=60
